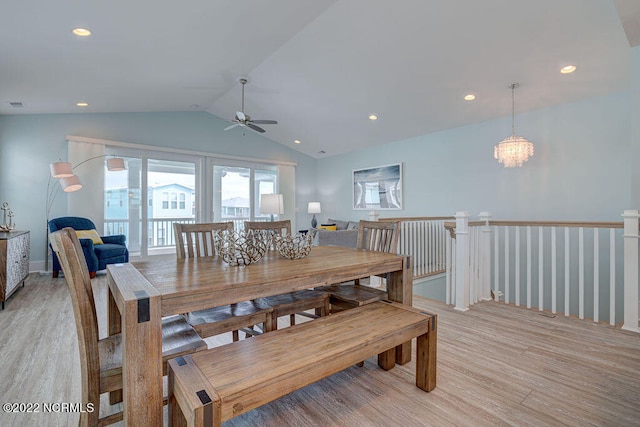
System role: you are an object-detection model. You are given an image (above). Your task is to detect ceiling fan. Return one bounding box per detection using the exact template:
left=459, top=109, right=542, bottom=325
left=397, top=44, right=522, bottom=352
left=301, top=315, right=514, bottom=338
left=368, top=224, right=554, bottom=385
left=224, top=77, right=277, bottom=133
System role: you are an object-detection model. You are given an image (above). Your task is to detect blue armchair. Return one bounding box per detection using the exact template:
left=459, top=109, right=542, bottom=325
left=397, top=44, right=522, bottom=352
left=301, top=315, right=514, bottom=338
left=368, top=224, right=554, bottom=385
left=48, top=216, right=129, bottom=279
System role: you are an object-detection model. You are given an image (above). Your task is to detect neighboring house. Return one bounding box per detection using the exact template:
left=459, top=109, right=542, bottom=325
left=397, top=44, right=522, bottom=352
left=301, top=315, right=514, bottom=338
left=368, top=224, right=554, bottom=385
left=148, top=183, right=195, bottom=218
left=221, top=196, right=250, bottom=219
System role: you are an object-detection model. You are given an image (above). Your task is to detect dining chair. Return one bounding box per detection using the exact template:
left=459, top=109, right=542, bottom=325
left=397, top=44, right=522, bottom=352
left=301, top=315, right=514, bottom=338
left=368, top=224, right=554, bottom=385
left=317, top=220, right=400, bottom=312
left=244, top=220, right=330, bottom=330
left=49, top=227, right=207, bottom=426
left=174, top=222, right=275, bottom=341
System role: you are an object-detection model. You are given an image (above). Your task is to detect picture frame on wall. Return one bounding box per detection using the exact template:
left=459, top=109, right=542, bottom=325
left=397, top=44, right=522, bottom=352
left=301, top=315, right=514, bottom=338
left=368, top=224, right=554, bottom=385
left=353, top=163, right=402, bottom=210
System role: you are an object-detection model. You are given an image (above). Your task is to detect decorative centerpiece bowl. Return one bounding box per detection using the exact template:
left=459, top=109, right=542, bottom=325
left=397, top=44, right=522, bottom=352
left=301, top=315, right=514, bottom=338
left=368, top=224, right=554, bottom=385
left=214, top=230, right=269, bottom=266
left=274, top=231, right=316, bottom=260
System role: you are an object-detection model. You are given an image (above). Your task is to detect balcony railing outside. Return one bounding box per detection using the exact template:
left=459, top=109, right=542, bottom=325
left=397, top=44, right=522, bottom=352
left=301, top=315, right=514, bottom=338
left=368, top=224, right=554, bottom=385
left=104, top=216, right=271, bottom=253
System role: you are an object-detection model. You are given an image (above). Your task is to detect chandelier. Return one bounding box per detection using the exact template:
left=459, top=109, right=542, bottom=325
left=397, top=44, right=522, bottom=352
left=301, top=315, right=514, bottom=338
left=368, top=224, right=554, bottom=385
left=494, top=83, right=534, bottom=168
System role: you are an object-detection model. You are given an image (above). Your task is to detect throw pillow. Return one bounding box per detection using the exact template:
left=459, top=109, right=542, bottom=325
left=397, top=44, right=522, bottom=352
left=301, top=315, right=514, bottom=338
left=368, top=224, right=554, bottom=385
left=346, top=221, right=359, bottom=230
left=328, top=218, right=349, bottom=230
left=318, top=224, right=337, bottom=231
left=76, top=229, right=104, bottom=245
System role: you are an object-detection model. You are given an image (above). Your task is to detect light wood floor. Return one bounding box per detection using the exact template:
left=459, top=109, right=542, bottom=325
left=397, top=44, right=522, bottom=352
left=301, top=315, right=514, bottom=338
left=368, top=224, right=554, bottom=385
left=1, top=273, right=639, bottom=426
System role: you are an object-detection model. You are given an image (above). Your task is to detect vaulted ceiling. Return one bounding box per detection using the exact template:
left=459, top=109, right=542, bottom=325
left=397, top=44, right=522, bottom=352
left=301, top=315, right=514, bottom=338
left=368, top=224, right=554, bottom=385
left=2, top=0, right=639, bottom=158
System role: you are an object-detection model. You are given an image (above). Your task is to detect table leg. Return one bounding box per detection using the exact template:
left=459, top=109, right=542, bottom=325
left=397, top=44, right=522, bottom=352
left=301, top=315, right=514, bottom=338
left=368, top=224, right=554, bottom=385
left=108, top=265, right=164, bottom=425
left=107, top=289, right=123, bottom=405
left=387, top=255, right=413, bottom=364
left=122, top=290, right=163, bottom=425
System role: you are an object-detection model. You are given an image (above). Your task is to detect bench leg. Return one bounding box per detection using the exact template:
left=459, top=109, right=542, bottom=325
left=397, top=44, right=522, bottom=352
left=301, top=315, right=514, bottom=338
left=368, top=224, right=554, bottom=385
left=169, top=356, right=223, bottom=427
left=416, top=328, right=437, bottom=392
left=378, top=348, right=396, bottom=371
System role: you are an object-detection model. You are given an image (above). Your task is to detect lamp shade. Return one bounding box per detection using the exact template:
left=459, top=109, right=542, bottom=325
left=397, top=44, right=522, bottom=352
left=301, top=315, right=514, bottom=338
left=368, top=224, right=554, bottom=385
left=60, top=175, right=83, bottom=192
left=308, top=202, right=321, bottom=214
left=260, top=194, right=284, bottom=215
left=107, top=157, right=126, bottom=171
left=50, top=161, right=74, bottom=178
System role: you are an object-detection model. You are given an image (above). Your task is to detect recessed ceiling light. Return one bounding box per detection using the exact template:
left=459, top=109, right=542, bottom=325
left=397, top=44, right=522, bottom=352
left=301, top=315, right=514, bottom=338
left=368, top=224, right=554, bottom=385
left=294, top=140, right=301, bottom=144
left=72, top=28, right=92, bottom=37
left=76, top=102, right=89, bottom=107
left=560, top=65, right=577, bottom=74
left=464, top=94, right=476, bottom=101
left=369, top=114, right=378, bottom=121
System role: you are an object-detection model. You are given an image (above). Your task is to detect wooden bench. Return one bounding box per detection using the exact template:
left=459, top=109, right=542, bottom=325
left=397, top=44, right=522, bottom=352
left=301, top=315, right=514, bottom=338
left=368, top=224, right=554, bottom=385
left=167, top=300, right=437, bottom=426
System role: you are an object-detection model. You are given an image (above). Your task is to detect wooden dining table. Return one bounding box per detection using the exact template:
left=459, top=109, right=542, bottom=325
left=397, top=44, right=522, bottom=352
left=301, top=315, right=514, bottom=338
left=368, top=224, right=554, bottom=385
left=106, top=245, right=413, bottom=426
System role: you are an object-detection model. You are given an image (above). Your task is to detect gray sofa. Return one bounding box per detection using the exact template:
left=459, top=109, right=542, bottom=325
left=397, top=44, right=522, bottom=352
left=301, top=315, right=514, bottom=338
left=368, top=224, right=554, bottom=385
left=312, top=218, right=359, bottom=248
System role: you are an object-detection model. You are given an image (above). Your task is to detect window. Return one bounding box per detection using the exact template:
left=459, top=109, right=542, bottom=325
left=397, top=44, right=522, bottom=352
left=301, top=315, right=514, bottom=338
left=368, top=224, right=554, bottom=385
left=213, top=164, right=278, bottom=229
left=102, top=141, right=289, bottom=258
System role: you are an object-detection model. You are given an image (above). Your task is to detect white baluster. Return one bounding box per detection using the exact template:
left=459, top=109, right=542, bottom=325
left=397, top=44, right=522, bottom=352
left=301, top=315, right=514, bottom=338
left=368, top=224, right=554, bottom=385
left=505, top=226, right=510, bottom=304
left=479, top=212, right=492, bottom=301
left=622, top=210, right=639, bottom=332
left=610, top=228, right=616, bottom=326
left=565, top=227, right=570, bottom=317
left=494, top=226, right=499, bottom=301
left=593, top=228, right=599, bottom=323
left=445, top=229, right=451, bottom=305
left=527, top=225, right=532, bottom=309
left=515, top=226, right=520, bottom=306
left=552, top=227, right=557, bottom=314
left=539, top=227, right=544, bottom=312
left=454, top=211, right=470, bottom=311
left=579, top=227, right=584, bottom=320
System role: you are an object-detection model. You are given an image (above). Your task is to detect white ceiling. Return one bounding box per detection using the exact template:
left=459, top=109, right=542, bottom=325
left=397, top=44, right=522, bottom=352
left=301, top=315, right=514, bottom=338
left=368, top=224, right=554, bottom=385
left=1, top=0, right=639, bottom=158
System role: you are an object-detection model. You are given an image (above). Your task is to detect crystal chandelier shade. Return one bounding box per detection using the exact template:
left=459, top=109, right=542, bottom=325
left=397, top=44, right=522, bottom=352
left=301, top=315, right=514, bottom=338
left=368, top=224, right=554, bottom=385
left=494, top=83, right=534, bottom=168
left=494, top=135, right=534, bottom=168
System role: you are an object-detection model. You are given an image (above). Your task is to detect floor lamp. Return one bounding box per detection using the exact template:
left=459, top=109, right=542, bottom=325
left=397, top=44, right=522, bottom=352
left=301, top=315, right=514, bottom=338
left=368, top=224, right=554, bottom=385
left=45, top=156, right=125, bottom=273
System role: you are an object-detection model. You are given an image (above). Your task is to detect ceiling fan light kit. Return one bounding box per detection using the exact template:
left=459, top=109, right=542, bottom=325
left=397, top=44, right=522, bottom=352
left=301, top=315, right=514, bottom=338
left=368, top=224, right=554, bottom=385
left=224, top=76, right=278, bottom=134
left=494, top=83, right=534, bottom=168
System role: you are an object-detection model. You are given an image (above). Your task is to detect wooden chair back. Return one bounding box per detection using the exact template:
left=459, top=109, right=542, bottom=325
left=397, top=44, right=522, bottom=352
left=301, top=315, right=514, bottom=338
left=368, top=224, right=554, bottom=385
left=357, top=220, right=400, bottom=253
left=244, top=220, right=291, bottom=250
left=49, top=227, right=101, bottom=426
left=173, top=222, right=234, bottom=259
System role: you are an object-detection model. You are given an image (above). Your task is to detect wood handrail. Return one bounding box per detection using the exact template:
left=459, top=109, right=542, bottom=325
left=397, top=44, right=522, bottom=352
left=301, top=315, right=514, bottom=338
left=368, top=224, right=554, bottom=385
left=380, top=216, right=455, bottom=222
left=444, top=220, right=624, bottom=237
left=487, top=220, right=622, bottom=229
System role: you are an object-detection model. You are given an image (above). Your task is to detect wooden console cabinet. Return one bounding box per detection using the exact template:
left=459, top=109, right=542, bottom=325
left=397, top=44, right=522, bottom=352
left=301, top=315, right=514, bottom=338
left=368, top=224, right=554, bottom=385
left=0, top=231, right=30, bottom=310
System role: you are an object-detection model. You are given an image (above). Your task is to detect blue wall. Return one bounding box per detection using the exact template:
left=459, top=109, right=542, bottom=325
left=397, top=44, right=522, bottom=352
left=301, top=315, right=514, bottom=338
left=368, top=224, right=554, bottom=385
left=1, top=85, right=637, bottom=271
left=316, top=90, right=632, bottom=224
left=0, top=111, right=317, bottom=266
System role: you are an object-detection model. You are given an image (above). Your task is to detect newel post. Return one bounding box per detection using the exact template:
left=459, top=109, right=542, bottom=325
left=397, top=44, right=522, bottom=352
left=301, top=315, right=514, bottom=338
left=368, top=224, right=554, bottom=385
left=622, top=209, right=639, bottom=333
left=454, top=211, right=470, bottom=311
left=479, top=212, right=492, bottom=301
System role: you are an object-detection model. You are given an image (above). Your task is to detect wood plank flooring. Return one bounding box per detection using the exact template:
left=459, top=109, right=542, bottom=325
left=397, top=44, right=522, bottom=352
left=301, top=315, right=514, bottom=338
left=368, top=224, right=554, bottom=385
left=0, top=272, right=638, bottom=426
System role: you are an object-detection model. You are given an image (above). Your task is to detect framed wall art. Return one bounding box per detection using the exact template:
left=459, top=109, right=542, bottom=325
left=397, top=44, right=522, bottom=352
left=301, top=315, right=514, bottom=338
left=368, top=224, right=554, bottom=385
left=353, top=163, right=402, bottom=210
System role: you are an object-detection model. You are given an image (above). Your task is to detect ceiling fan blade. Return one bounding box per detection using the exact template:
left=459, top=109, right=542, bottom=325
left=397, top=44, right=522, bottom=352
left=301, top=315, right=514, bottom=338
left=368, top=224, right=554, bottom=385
left=246, top=123, right=266, bottom=133
left=251, top=120, right=278, bottom=125
left=236, top=111, right=246, bottom=121
left=224, top=123, right=240, bottom=131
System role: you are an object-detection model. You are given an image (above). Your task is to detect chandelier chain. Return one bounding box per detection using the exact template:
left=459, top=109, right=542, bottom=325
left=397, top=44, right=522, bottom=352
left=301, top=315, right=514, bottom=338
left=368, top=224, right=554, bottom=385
left=511, top=83, right=515, bottom=136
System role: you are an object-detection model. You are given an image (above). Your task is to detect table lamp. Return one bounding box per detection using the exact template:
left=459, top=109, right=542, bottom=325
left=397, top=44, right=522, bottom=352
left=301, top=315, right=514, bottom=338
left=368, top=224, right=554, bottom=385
left=308, top=202, right=321, bottom=228
left=260, top=194, right=283, bottom=221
